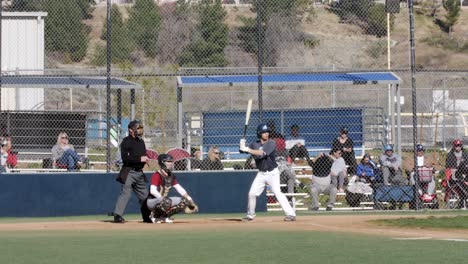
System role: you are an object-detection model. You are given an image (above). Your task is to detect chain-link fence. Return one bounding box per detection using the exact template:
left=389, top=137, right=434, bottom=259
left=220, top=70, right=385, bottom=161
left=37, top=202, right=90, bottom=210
left=1, top=0, right=467, bottom=210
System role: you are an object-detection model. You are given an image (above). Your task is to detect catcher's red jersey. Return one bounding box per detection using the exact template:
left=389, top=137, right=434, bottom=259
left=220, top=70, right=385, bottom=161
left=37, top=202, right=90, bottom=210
left=150, top=171, right=179, bottom=197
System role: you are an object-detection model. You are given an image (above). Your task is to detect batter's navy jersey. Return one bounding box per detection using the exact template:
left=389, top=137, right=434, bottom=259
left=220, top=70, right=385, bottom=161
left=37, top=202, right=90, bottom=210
left=249, top=139, right=277, bottom=172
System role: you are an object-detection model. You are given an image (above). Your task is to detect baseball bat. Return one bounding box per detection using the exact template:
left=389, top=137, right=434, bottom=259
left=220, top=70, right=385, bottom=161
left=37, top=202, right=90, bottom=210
left=242, top=99, right=253, bottom=138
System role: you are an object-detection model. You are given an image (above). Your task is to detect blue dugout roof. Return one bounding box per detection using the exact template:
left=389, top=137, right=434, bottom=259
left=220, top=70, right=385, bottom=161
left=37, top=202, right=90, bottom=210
left=1, top=76, right=141, bottom=89
left=178, top=72, right=401, bottom=87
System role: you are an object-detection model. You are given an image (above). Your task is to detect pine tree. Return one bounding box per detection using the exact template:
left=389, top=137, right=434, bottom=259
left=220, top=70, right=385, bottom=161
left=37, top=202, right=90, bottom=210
left=44, top=0, right=89, bottom=62
left=127, top=0, right=162, bottom=58
left=443, top=0, right=461, bottom=33
left=96, top=5, right=133, bottom=65
left=178, top=0, right=228, bottom=67
left=9, top=0, right=42, bottom=11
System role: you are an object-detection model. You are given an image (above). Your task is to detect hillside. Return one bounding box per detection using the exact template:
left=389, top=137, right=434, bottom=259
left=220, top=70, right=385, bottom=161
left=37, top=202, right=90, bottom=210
left=47, top=4, right=468, bottom=71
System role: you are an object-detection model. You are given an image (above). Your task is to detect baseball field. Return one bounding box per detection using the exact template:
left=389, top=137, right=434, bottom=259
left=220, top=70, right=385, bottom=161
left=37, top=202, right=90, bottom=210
left=1, top=211, right=468, bottom=264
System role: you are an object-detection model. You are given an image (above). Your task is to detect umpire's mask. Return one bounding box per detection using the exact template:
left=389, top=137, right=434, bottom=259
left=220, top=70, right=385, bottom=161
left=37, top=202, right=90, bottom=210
left=128, top=120, right=144, bottom=140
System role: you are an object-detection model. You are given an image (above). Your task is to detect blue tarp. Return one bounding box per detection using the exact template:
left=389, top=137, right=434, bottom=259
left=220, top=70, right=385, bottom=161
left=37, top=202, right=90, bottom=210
left=179, top=72, right=401, bottom=87
left=2, top=76, right=141, bottom=89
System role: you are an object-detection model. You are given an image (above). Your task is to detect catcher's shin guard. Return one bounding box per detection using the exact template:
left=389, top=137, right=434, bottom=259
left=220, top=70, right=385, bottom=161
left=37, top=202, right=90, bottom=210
left=152, top=197, right=173, bottom=219
left=165, top=201, right=188, bottom=218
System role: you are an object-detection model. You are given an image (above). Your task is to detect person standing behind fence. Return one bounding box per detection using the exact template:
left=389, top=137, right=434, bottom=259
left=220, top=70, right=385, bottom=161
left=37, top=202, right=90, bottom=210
left=332, top=127, right=357, bottom=175
left=239, top=123, right=296, bottom=221
left=51, top=132, right=83, bottom=171
left=112, top=120, right=149, bottom=223
left=200, top=146, right=224, bottom=170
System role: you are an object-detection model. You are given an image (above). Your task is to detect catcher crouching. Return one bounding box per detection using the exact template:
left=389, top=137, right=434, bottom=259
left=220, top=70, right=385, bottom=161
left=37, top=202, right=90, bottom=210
left=143, top=154, right=198, bottom=223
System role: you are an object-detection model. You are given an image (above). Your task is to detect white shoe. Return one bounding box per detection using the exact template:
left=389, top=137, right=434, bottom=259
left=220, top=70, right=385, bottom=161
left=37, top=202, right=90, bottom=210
left=150, top=212, right=156, bottom=224
left=156, top=217, right=174, bottom=224
left=241, top=215, right=255, bottom=221
left=164, top=217, right=174, bottom=224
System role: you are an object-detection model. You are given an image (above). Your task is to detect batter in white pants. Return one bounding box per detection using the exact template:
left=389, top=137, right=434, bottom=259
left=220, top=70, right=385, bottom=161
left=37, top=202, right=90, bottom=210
left=247, top=168, right=296, bottom=218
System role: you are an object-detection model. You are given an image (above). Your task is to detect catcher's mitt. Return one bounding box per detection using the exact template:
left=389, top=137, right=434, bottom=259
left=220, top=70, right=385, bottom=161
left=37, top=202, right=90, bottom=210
left=184, top=200, right=199, bottom=214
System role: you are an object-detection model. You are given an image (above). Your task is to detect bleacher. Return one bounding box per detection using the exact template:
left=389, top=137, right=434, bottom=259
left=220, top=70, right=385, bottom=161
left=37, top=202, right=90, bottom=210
left=1, top=111, right=90, bottom=170
left=200, top=107, right=366, bottom=159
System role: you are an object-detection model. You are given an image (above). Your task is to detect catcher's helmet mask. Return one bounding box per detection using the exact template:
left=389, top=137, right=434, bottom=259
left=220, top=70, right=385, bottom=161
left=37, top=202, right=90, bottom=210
left=158, top=154, right=174, bottom=173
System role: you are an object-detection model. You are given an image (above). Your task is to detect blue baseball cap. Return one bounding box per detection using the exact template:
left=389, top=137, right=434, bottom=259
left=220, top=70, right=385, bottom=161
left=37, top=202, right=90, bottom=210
left=384, top=145, right=393, bottom=151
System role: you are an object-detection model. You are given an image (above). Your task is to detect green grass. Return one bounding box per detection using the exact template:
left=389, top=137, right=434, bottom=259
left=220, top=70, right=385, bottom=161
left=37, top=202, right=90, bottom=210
left=1, top=229, right=467, bottom=264
left=372, top=215, right=468, bottom=229
left=2, top=212, right=468, bottom=264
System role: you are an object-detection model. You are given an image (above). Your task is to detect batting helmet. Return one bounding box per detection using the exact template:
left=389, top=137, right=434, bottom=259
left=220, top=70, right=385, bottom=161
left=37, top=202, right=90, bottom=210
left=158, top=154, right=174, bottom=172
left=416, top=144, right=424, bottom=152
left=256, top=123, right=271, bottom=138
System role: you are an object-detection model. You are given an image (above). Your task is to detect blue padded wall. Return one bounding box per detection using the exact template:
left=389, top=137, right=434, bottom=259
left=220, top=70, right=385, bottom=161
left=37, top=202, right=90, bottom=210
left=0, top=170, right=265, bottom=217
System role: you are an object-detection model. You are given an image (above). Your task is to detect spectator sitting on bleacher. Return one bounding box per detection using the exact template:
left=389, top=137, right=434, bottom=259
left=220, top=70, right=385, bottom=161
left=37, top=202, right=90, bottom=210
left=310, top=153, right=337, bottom=211
left=445, top=139, right=468, bottom=177
left=346, top=153, right=375, bottom=207
left=356, top=153, right=379, bottom=184
left=267, top=120, right=287, bottom=158
left=0, top=138, right=8, bottom=173
left=200, top=146, right=224, bottom=170
left=332, top=127, right=357, bottom=175
left=330, top=147, right=347, bottom=193
left=286, top=124, right=313, bottom=167
left=190, top=147, right=202, bottom=170
left=379, top=144, right=407, bottom=185
left=1, top=134, right=17, bottom=169
left=276, top=155, right=298, bottom=200
left=51, top=132, right=83, bottom=171
left=407, top=144, right=438, bottom=195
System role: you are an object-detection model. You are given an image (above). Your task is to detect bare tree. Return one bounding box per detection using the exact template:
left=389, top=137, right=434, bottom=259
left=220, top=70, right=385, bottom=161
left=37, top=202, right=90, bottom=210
left=157, top=6, right=196, bottom=65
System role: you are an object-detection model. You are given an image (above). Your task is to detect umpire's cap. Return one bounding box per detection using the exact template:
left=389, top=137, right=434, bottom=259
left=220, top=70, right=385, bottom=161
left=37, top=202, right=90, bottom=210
left=128, top=119, right=142, bottom=130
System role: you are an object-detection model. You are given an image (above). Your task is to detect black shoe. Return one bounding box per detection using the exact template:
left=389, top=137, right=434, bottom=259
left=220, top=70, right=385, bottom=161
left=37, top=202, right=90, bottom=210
left=310, top=207, right=319, bottom=211
left=326, top=206, right=333, bottom=211
left=114, top=214, right=125, bottom=223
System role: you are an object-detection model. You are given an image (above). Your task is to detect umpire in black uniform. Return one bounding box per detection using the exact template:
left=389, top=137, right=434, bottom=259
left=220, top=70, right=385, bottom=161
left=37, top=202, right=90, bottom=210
left=112, top=120, right=148, bottom=223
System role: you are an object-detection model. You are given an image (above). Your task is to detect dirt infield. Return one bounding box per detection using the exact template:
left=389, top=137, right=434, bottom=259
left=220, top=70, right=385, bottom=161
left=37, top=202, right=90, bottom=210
left=1, top=214, right=468, bottom=240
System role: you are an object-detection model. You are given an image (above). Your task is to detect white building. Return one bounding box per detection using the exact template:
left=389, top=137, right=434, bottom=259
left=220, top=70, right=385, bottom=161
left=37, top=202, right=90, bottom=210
left=1, top=12, right=47, bottom=110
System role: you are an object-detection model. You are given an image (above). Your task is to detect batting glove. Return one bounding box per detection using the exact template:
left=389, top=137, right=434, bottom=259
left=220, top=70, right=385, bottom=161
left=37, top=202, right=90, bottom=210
left=239, top=139, right=250, bottom=153
left=240, top=138, right=246, bottom=148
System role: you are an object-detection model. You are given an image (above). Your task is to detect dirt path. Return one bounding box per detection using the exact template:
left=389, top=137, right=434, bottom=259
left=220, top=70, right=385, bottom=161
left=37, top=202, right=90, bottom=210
left=1, top=214, right=468, bottom=241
